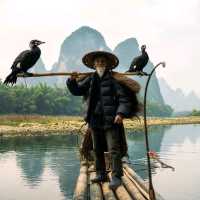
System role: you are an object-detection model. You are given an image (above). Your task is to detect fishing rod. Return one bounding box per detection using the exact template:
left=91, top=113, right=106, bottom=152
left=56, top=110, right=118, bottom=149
left=143, top=62, right=165, bottom=200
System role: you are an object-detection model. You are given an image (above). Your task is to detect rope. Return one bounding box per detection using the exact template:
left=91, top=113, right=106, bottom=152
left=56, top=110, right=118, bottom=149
left=77, top=121, right=88, bottom=134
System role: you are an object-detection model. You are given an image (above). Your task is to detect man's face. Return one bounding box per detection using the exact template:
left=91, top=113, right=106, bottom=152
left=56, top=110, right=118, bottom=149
left=94, top=56, right=108, bottom=69
left=94, top=56, right=108, bottom=77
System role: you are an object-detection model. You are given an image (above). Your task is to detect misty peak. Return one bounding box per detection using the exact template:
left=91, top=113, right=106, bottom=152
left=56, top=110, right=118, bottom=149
left=159, top=77, right=169, bottom=86
left=121, top=38, right=139, bottom=46
left=175, top=88, right=185, bottom=96
left=62, top=26, right=107, bottom=49
left=74, top=26, right=102, bottom=35
left=187, top=91, right=198, bottom=98
left=73, top=26, right=104, bottom=39
left=29, top=58, right=47, bottom=73
left=159, top=78, right=200, bottom=111
left=114, top=37, right=139, bottom=51
left=57, top=26, right=111, bottom=73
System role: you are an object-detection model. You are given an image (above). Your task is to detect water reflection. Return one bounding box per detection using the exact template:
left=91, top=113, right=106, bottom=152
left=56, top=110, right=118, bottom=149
left=127, top=124, right=200, bottom=200
left=127, top=125, right=170, bottom=179
left=0, top=125, right=200, bottom=200
left=0, top=135, right=81, bottom=200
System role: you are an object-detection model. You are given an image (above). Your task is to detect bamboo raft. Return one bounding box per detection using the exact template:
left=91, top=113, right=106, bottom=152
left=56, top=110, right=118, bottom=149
left=73, top=154, right=164, bottom=200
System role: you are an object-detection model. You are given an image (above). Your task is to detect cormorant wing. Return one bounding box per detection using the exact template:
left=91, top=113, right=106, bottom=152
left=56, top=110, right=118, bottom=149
left=11, top=50, right=32, bottom=69
left=130, top=56, right=140, bottom=68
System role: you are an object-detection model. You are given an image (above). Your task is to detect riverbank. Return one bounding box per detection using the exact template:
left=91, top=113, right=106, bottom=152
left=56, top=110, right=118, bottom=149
left=0, top=115, right=200, bottom=137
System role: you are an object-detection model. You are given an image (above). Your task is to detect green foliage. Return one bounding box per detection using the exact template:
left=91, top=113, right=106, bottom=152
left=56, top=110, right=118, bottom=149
left=147, top=101, right=173, bottom=117
left=190, top=109, right=200, bottom=116
left=0, top=81, right=83, bottom=115
left=0, top=81, right=173, bottom=116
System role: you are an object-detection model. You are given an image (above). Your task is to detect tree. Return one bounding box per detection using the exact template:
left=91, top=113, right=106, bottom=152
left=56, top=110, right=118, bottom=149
left=0, top=82, right=173, bottom=116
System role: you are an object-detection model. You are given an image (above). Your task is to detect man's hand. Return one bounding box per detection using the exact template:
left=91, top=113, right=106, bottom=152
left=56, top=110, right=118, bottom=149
left=70, top=71, right=78, bottom=80
left=114, top=114, right=124, bottom=124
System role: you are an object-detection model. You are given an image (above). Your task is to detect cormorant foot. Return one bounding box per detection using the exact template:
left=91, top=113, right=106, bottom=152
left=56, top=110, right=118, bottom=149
left=141, top=71, right=149, bottom=76
left=138, top=71, right=149, bottom=76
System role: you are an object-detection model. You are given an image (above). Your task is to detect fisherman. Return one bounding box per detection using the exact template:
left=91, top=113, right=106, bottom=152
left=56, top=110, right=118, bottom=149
left=67, top=51, right=141, bottom=190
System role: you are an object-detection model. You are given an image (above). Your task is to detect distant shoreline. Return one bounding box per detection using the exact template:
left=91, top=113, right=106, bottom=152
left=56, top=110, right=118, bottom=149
left=0, top=115, right=200, bottom=137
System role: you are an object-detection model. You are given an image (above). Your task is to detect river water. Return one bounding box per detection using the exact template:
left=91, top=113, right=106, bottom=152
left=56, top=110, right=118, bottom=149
left=0, top=124, right=200, bottom=200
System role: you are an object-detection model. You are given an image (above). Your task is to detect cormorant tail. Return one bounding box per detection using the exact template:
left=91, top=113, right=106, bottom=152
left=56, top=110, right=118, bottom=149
left=4, top=71, right=18, bottom=85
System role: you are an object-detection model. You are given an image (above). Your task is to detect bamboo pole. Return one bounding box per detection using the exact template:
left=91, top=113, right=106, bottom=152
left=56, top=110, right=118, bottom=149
left=17, top=71, right=148, bottom=77
left=123, top=164, right=149, bottom=193
left=101, top=182, right=117, bottom=200
left=123, top=168, right=150, bottom=200
left=108, top=173, right=132, bottom=200
left=122, top=174, right=147, bottom=200
left=73, top=163, right=88, bottom=200
left=123, top=164, right=165, bottom=200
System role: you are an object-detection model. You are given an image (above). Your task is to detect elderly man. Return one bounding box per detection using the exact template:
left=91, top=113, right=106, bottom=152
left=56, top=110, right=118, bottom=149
left=67, top=51, right=140, bottom=189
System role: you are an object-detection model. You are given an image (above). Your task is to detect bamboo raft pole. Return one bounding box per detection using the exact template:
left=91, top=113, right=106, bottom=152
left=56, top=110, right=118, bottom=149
left=17, top=71, right=148, bottom=77
left=73, top=158, right=165, bottom=200
left=73, top=162, right=88, bottom=200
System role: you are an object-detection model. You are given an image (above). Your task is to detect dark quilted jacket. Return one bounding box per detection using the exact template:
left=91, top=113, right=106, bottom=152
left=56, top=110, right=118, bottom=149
left=67, top=70, right=134, bottom=129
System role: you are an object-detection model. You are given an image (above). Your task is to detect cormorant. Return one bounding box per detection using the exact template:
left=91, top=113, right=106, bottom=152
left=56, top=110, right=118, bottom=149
left=4, top=39, right=45, bottom=85
left=127, top=45, right=149, bottom=75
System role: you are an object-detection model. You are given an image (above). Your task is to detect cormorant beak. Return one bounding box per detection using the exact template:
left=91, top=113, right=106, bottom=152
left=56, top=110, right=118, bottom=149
left=141, top=45, right=146, bottom=50
left=38, top=41, right=45, bottom=45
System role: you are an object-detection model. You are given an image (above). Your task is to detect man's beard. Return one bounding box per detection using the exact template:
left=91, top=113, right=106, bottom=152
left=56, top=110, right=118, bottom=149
left=96, top=67, right=106, bottom=77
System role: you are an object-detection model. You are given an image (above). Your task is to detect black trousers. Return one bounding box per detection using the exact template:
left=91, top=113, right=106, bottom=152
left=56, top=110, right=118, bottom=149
left=91, top=125, right=123, bottom=178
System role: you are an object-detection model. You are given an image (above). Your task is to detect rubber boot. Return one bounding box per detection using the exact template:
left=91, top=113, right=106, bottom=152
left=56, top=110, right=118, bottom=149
left=109, top=176, right=122, bottom=190
left=91, top=172, right=108, bottom=183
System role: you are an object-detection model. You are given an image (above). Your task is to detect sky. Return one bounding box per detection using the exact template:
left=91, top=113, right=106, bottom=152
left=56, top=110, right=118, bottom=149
left=1, top=0, right=200, bottom=97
